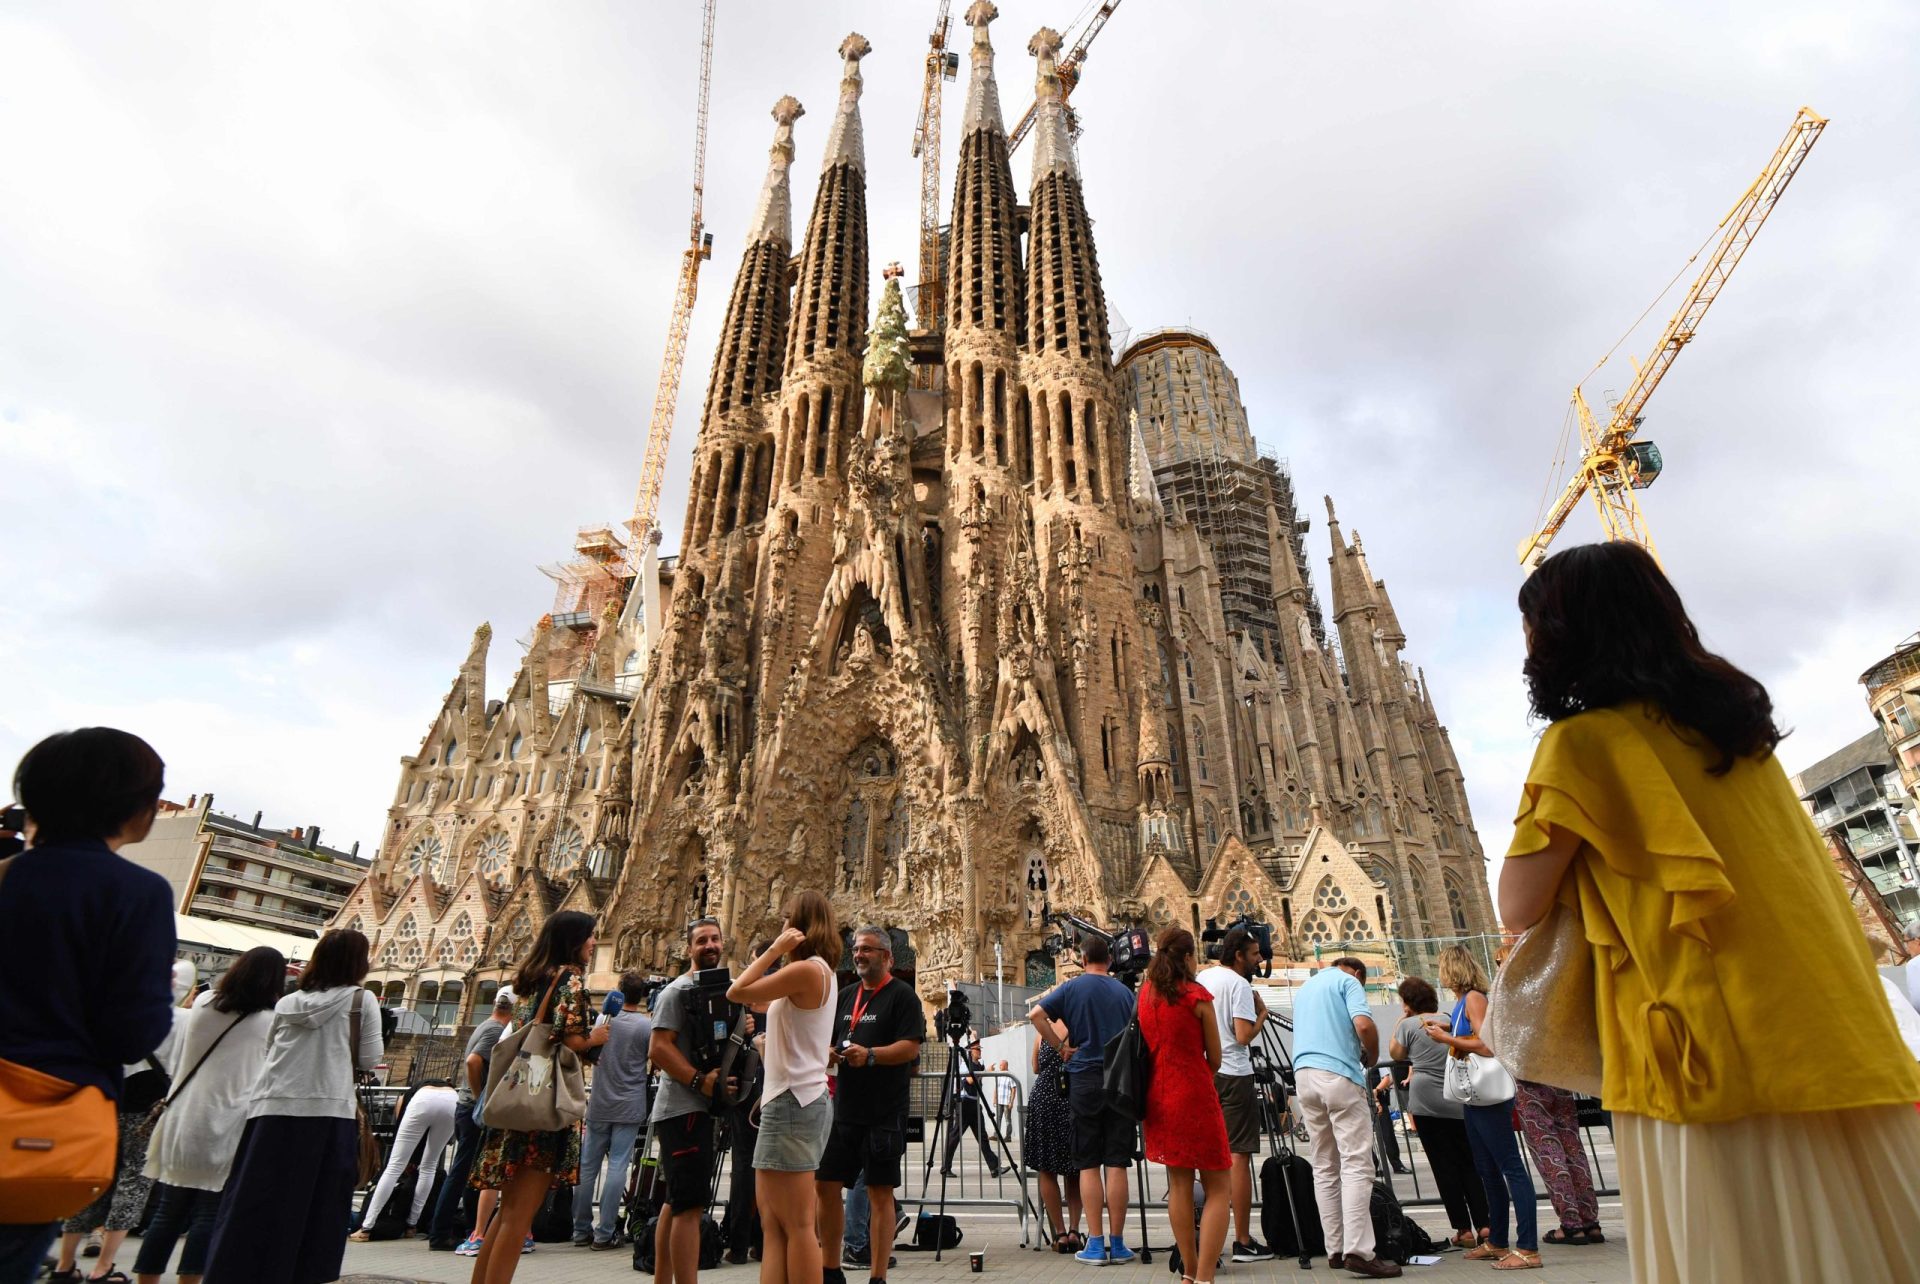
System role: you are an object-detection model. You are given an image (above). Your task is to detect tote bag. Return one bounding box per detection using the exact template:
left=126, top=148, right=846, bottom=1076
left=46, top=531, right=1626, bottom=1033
left=1101, top=1009, right=1149, bottom=1122
left=482, top=971, right=586, bottom=1132
left=1483, top=901, right=1603, bottom=1099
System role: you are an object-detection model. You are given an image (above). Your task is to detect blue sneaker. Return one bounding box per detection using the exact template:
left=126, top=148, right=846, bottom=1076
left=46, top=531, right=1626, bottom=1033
left=1105, top=1239, right=1136, bottom=1265
left=453, top=1236, right=483, bottom=1257
left=1075, top=1235, right=1110, bottom=1264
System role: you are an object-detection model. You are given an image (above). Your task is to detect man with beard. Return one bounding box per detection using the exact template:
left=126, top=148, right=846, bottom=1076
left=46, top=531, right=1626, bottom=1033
left=817, top=927, right=924, bottom=1284
left=648, top=918, right=733, bottom=1284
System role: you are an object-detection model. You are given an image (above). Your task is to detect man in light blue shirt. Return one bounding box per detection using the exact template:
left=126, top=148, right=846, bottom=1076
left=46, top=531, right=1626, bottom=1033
left=1290, top=958, right=1396, bottom=1277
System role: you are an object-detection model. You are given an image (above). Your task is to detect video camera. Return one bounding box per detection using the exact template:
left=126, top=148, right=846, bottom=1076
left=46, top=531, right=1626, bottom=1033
left=1041, top=912, right=1153, bottom=983
left=1200, top=914, right=1276, bottom=977
left=941, top=981, right=972, bottom=1043
left=685, top=967, right=738, bottom=1074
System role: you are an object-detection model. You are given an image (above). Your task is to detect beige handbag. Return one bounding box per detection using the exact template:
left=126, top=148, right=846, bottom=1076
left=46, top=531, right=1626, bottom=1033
left=1484, top=901, right=1604, bottom=1099
left=481, top=971, right=587, bottom=1132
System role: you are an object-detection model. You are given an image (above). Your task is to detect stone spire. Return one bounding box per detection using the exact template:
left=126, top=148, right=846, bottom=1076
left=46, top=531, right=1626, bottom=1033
left=747, top=96, right=804, bottom=247
left=1027, top=27, right=1077, bottom=183
left=820, top=33, right=870, bottom=174
left=962, top=1, right=1005, bottom=137
left=1023, top=25, right=1111, bottom=367
left=697, top=98, right=803, bottom=435
left=863, top=266, right=911, bottom=394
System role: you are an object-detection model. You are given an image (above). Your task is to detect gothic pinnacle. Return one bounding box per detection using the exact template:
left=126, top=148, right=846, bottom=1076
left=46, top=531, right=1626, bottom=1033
left=821, top=33, right=871, bottom=175
left=962, top=2, right=1004, bottom=138
left=748, top=96, right=804, bottom=247
left=1028, top=26, right=1077, bottom=183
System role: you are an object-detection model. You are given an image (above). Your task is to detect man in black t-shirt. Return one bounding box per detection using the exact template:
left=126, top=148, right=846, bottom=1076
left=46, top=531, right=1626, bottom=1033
left=818, top=926, right=925, bottom=1284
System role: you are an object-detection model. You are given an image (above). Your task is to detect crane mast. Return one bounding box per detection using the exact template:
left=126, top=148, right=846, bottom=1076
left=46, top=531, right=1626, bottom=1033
left=1006, top=0, right=1122, bottom=151
left=625, top=0, right=718, bottom=577
left=912, top=2, right=957, bottom=334
left=1519, top=106, right=1826, bottom=570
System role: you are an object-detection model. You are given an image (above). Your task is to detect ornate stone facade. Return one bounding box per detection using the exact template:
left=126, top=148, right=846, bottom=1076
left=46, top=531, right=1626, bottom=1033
left=336, top=11, right=1496, bottom=1019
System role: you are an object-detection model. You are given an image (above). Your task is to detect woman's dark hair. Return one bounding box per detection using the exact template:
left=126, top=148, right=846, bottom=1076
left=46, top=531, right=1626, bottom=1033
left=1145, top=927, right=1198, bottom=1004
left=213, top=946, right=288, bottom=1015
left=1518, top=542, right=1784, bottom=774
left=515, top=910, right=597, bottom=997
left=12, top=728, right=165, bottom=842
left=1397, top=976, right=1439, bottom=1015
left=300, top=929, right=371, bottom=992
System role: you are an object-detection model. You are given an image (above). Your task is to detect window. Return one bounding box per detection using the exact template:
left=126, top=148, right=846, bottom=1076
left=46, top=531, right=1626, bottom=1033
left=509, top=732, right=523, bottom=759
left=443, top=739, right=458, bottom=765
left=1203, top=803, right=1219, bottom=848
left=1447, top=882, right=1471, bottom=933
left=1224, top=881, right=1258, bottom=921
left=1185, top=655, right=1197, bottom=700
left=1312, top=878, right=1352, bottom=914
left=1298, top=909, right=1336, bottom=946
left=544, top=820, right=586, bottom=879
left=405, top=831, right=445, bottom=881
left=577, top=727, right=591, bottom=755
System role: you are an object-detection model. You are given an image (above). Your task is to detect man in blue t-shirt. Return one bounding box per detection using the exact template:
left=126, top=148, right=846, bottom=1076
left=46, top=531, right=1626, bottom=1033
left=1291, top=958, right=1396, bottom=1277
left=1029, top=936, right=1138, bottom=1265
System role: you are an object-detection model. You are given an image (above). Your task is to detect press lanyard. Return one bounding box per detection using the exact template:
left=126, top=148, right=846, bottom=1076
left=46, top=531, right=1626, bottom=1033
left=847, top=976, right=889, bottom=1038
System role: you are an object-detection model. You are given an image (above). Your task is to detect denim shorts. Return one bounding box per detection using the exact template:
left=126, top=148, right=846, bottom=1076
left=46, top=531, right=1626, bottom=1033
left=752, top=1088, right=832, bottom=1172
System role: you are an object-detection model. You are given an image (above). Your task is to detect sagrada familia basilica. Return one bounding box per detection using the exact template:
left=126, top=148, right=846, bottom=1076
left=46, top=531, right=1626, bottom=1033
left=334, top=6, right=1497, bottom=1020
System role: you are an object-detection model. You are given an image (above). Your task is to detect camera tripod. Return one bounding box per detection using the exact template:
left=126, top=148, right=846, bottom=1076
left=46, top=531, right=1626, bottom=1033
left=1248, top=1012, right=1316, bottom=1271
left=916, top=1030, right=1040, bottom=1261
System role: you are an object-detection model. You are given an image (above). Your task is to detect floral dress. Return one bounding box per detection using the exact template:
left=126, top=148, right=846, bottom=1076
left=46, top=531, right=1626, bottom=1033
left=471, top=969, right=589, bottom=1189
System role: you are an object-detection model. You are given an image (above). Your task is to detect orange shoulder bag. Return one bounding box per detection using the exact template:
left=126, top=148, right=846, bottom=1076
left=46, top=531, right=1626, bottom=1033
left=0, top=855, right=120, bottom=1221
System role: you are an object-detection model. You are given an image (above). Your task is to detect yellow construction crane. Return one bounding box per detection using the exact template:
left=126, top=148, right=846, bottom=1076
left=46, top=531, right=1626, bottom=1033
left=1519, top=106, right=1826, bottom=570
left=911, top=1, right=958, bottom=334
left=1006, top=0, right=1123, bottom=152
left=624, top=0, right=717, bottom=575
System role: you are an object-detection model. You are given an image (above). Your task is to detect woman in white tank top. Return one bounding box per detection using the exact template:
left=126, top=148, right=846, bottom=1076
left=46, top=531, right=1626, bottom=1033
left=727, top=890, right=841, bottom=1284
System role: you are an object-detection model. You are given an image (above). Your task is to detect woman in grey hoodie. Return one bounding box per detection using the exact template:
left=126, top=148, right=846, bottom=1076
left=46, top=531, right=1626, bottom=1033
left=201, top=929, right=383, bottom=1284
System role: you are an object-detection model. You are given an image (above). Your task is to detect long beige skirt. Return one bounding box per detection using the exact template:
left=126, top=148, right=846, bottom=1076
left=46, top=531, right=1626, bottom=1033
left=1616, top=1104, right=1920, bottom=1283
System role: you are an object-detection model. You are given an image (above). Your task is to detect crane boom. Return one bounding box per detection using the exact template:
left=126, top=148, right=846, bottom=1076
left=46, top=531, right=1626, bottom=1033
left=625, top=0, right=718, bottom=576
left=912, top=1, right=955, bottom=333
left=1007, top=0, right=1122, bottom=152
left=1519, top=106, right=1825, bottom=569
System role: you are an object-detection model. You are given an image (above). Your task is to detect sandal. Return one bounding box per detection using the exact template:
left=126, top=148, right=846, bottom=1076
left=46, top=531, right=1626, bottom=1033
left=348, top=1229, right=373, bottom=1242
left=1582, top=1224, right=1606, bottom=1243
left=1492, top=1250, right=1543, bottom=1270
left=1055, top=1230, right=1084, bottom=1254
left=1463, top=1242, right=1506, bottom=1261
left=1450, top=1230, right=1479, bottom=1249
left=1542, top=1227, right=1592, bottom=1245
left=85, top=1272, right=131, bottom=1284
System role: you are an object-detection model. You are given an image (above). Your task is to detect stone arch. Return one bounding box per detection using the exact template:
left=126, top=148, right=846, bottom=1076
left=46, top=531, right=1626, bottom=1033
left=1298, top=908, right=1337, bottom=947
left=1311, top=876, right=1353, bottom=916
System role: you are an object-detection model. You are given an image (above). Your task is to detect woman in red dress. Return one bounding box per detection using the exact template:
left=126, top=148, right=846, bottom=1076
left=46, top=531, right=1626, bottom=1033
left=1138, top=927, right=1231, bottom=1284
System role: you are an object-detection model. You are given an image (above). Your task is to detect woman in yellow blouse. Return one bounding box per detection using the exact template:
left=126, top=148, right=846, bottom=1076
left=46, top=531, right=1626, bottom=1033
left=1499, top=542, right=1920, bottom=1284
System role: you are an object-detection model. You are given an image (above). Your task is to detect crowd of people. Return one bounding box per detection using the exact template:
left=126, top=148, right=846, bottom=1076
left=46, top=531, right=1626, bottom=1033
left=4, top=542, right=1920, bottom=1284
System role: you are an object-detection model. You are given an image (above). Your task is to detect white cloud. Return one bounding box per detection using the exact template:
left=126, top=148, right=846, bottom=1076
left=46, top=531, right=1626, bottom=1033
left=3, top=1, right=1912, bottom=889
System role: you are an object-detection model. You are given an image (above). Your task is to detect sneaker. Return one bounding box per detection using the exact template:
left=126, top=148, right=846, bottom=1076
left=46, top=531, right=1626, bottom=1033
left=1074, top=1235, right=1110, bottom=1265
left=894, top=1212, right=911, bottom=1237
left=572, top=1231, right=592, bottom=1246
left=591, top=1238, right=618, bottom=1251
left=453, top=1237, right=483, bottom=1257
left=846, top=1243, right=871, bottom=1266
left=1105, top=1239, right=1136, bottom=1265
left=1345, top=1253, right=1403, bottom=1278
left=521, top=1236, right=536, bottom=1254
left=1231, top=1240, right=1276, bottom=1263
left=823, top=1267, right=848, bottom=1284
left=83, top=1233, right=103, bottom=1259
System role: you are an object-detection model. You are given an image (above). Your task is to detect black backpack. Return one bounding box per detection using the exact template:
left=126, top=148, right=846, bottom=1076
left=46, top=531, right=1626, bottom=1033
left=1369, top=1178, right=1438, bottom=1264
left=906, top=1211, right=962, bottom=1251
left=630, top=1211, right=725, bottom=1272
left=1260, top=1151, right=1323, bottom=1259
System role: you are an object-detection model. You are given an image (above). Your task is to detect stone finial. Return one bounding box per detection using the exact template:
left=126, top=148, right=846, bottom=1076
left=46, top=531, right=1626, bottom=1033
left=1028, top=27, right=1077, bottom=183
left=822, top=33, right=871, bottom=174
left=962, top=2, right=1004, bottom=136
left=748, top=96, right=804, bottom=245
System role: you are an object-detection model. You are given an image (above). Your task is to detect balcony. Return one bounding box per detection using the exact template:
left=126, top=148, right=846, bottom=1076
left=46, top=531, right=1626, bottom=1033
left=196, top=863, right=347, bottom=905
left=209, top=833, right=361, bottom=885
left=191, top=891, right=332, bottom=931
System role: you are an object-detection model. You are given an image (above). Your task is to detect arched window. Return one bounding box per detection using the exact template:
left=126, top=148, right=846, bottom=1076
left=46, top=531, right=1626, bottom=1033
left=443, top=739, right=458, bottom=765
left=1298, top=909, right=1336, bottom=946
left=1149, top=898, right=1173, bottom=930
left=1203, top=802, right=1219, bottom=848
left=1184, top=655, right=1197, bottom=700
left=1224, top=881, right=1259, bottom=922
left=576, top=726, right=591, bottom=755
left=509, top=732, right=523, bottom=759
left=1194, top=726, right=1209, bottom=781
left=1340, top=909, right=1378, bottom=942
left=1446, top=881, right=1471, bottom=933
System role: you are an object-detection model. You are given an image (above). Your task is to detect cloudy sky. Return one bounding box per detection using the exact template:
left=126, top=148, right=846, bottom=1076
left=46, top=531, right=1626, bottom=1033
left=4, top=1, right=1914, bottom=889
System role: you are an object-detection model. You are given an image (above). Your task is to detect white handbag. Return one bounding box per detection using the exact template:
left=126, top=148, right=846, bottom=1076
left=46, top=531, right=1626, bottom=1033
left=1441, top=996, right=1517, bottom=1106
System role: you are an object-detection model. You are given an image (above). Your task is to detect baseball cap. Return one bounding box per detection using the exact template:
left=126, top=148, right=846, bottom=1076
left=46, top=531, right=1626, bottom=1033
left=494, top=987, right=517, bottom=1008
